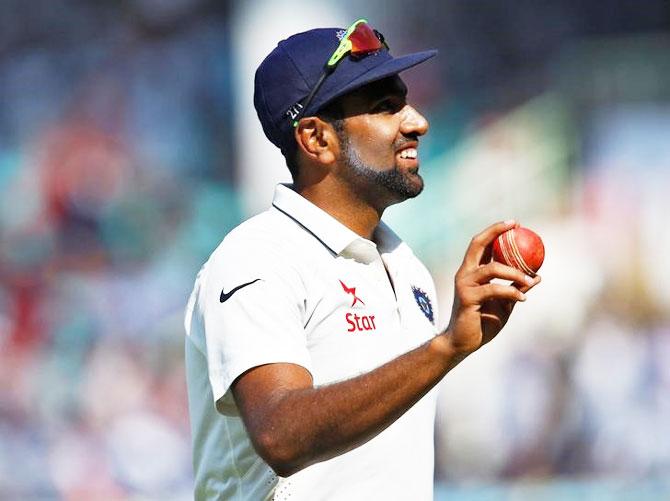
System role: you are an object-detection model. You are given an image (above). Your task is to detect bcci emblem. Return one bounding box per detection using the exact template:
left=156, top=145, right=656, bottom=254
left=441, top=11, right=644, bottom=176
left=412, top=286, right=434, bottom=324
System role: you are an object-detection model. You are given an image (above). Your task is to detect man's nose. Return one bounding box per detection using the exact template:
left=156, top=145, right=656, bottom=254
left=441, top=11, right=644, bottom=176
left=400, top=105, right=429, bottom=137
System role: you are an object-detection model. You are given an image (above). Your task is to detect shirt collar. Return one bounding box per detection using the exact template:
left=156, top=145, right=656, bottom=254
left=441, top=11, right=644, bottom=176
left=272, top=184, right=382, bottom=263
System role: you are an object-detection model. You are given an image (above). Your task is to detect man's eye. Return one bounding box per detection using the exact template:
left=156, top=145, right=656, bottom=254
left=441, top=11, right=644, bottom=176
left=374, top=100, right=399, bottom=113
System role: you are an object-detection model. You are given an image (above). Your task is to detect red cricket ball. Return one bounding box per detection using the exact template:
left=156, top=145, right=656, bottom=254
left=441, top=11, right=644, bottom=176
left=492, top=226, right=545, bottom=276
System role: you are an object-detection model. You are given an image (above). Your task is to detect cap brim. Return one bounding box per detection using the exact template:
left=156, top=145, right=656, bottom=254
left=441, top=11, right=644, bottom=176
left=313, top=49, right=437, bottom=112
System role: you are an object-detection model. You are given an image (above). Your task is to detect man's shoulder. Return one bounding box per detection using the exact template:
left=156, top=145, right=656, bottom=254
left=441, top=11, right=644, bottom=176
left=224, top=209, right=281, bottom=242
left=210, top=207, right=304, bottom=264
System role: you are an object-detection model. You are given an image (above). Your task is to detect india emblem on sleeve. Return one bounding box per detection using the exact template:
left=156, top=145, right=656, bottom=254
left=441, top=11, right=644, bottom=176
left=411, top=286, right=434, bottom=324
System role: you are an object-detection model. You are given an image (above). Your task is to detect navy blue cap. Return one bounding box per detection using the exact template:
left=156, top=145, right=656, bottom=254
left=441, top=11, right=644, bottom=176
left=254, top=26, right=437, bottom=153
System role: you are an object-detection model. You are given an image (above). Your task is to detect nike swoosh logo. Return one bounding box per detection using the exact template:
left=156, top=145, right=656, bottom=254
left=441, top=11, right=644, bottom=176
left=220, top=279, right=261, bottom=303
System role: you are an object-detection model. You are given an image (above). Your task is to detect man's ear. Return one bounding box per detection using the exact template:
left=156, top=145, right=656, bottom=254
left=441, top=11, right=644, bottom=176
left=294, top=117, right=339, bottom=165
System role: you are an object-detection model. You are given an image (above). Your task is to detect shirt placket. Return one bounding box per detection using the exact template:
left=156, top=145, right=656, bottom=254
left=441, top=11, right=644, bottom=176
left=343, top=239, right=401, bottom=325
left=370, top=256, right=402, bottom=324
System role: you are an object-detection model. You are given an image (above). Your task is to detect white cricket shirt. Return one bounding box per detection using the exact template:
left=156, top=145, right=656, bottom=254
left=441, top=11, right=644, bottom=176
left=185, top=184, right=440, bottom=500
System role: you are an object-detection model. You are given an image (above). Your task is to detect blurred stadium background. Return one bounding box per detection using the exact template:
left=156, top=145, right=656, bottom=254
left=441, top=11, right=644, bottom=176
left=1, top=0, right=669, bottom=499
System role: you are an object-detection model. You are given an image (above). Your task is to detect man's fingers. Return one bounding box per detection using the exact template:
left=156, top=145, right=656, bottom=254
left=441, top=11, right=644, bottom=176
left=462, top=220, right=517, bottom=268
left=515, top=274, right=541, bottom=294
left=461, top=282, right=527, bottom=305
left=470, top=261, right=534, bottom=286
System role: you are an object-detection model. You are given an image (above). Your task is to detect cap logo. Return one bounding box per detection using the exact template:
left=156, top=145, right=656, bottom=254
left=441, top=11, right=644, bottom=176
left=285, top=103, right=303, bottom=120
left=335, top=29, right=347, bottom=40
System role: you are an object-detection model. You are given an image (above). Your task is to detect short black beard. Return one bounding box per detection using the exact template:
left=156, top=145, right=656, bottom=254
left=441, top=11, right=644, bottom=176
left=338, top=132, right=424, bottom=205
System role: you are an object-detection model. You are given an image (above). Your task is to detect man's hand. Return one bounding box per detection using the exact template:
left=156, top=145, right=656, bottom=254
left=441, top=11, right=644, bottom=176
left=445, top=220, right=541, bottom=356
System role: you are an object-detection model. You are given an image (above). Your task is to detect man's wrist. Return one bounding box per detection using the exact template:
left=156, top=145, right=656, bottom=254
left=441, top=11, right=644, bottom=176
left=430, top=330, right=471, bottom=368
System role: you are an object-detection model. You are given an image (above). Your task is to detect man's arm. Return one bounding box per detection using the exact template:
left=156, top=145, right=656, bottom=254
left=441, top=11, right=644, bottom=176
left=231, top=220, right=540, bottom=477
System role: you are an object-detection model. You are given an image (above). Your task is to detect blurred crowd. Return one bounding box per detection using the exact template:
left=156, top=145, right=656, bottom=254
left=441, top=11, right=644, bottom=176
left=0, top=1, right=241, bottom=497
left=1, top=0, right=669, bottom=498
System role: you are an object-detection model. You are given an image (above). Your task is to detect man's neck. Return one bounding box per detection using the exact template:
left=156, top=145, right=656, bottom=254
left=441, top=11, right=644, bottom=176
left=296, top=183, right=383, bottom=241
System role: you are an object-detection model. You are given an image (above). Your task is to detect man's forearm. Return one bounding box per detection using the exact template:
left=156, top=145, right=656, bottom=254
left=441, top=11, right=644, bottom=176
left=233, top=331, right=466, bottom=477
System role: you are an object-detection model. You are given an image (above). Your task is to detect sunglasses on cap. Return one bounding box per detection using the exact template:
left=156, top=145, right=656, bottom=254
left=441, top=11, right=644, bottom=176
left=290, top=19, right=388, bottom=127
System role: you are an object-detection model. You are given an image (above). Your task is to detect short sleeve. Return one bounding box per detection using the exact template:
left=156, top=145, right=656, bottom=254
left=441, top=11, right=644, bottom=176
left=199, top=240, right=312, bottom=415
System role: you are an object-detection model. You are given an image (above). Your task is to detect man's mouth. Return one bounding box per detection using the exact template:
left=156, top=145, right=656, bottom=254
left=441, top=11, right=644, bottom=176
left=398, top=148, right=418, bottom=159
left=396, top=145, right=420, bottom=171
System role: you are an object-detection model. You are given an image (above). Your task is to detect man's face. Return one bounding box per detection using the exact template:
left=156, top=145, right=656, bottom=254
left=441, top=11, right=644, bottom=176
left=332, top=75, right=429, bottom=208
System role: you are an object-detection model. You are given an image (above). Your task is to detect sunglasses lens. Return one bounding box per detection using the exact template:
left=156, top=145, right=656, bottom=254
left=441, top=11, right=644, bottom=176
left=348, top=23, right=383, bottom=55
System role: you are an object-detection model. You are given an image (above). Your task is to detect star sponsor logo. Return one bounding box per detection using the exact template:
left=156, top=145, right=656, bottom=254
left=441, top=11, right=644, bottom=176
left=339, top=280, right=365, bottom=307
left=345, top=312, right=377, bottom=332
left=339, top=279, right=376, bottom=332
